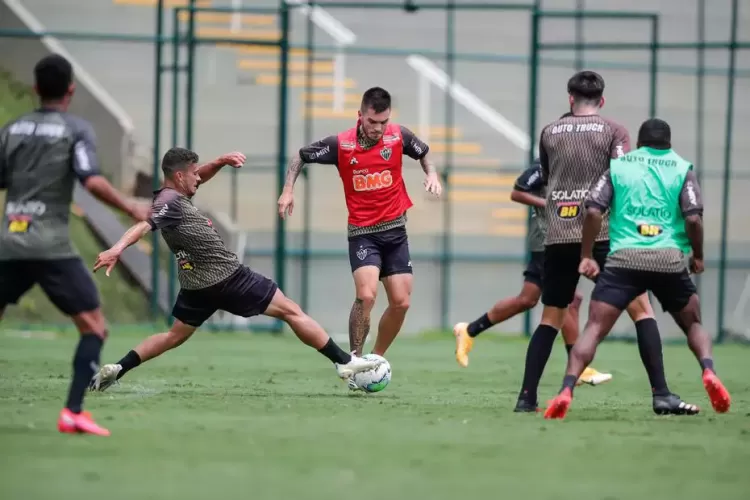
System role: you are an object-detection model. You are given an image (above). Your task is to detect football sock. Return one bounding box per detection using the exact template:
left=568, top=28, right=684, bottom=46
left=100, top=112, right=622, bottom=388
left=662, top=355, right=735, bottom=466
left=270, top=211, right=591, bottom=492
left=518, top=324, right=558, bottom=403
left=65, top=333, right=103, bottom=414
left=116, top=350, right=142, bottom=379
left=318, top=338, right=352, bottom=364
left=561, top=374, right=577, bottom=393
left=467, top=313, right=492, bottom=337
left=699, top=358, right=715, bottom=373
left=635, top=318, right=671, bottom=397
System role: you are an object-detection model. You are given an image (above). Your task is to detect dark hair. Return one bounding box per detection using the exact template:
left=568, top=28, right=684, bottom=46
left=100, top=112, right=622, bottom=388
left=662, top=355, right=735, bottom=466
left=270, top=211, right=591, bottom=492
left=567, top=71, right=605, bottom=105
left=637, top=118, right=671, bottom=149
left=34, top=54, right=73, bottom=100
left=361, top=87, right=391, bottom=113
left=161, top=147, right=199, bottom=178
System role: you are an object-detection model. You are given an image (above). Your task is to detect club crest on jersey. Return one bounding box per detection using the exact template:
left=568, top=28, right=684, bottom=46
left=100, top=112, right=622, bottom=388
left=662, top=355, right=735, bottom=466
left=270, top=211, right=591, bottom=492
left=556, top=202, right=581, bottom=219
left=380, top=147, right=392, bottom=161
left=356, top=247, right=368, bottom=260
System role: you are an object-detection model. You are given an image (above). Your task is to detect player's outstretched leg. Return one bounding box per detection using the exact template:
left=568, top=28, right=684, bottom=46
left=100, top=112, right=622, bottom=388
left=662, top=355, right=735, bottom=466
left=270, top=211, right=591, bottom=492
left=59, top=308, right=111, bottom=436
left=90, top=320, right=198, bottom=391
left=545, top=299, right=622, bottom=420
left=372, top=273, right=412, bottom=356
left=454, top=281, right=541, bottom=368
left=561, top=292, right=613, bottom=386
left=263, top=289, right=383, bottom=379
left=670, top=294, right=731, bottom=413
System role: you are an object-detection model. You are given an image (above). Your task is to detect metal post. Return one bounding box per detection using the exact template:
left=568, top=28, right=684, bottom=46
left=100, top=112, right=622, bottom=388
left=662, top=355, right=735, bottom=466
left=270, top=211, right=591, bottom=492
left=301, top=7, right=315, bottom=312
left=186, top=0, right=196, bottom=148
left=275, top=1, right=291, bottom=328
left=717, top=0, right=739, bottom=342
left=166, top=7, right=182, bottom=325
left=523, top=3, right=541, bottom=337
left=150, top=0, right=165, bottom=321
left=694, top=0, right=705, bottom=294
left=440, top=0, right=456, bottom=331
left=649, top=16, right=659, bottom=118
left=575, top=0, right=585, bottom=71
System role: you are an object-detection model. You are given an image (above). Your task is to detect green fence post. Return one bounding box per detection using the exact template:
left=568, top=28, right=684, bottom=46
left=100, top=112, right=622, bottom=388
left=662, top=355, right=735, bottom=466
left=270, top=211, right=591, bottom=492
left=694, top=0, right=705, bottom=295
left=301, top=8, right=315, bottom=313
left=275, top=0, right=291, bottom=332
left=186, top=0, right=196, bottom=149
left=717, top=0, right=739, bottom=343
left=440, top=0, right=456, bottom=331
left=167, top=6, right=181, bottom=326
left=575, top=0, right=585, bottom=71
left=648, top=15, right=659, bottom=118
left=150, top=0, right=165, bottom=321
left=523, top=2, right=541, bottom=337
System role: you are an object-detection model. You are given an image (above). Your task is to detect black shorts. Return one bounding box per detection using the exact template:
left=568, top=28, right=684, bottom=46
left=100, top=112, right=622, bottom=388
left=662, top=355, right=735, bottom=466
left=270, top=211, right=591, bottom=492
left=0, top=258, right=100, bottom=316
left=348, top=226, right=412, bottom=279
left=523, top=251, right=545, bottom=288
left=592, top=266, right=697, bottom=313
left=542, top=241, right=610, bottom=308
left=173, top=265, right=278, bottom=327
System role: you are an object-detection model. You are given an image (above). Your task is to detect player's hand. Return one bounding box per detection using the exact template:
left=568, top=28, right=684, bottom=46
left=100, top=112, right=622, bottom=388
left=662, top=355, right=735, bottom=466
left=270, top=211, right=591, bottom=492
left=424, top=172, right=442, bottom=197
left=579, top=257, right=600, bottom=280
left=220, top=152, right=246, bottom=168
left=128, top=201, right=151, bottom=222
left=690, top=256, right=705, bottom=274
left=277, top=190, right=294, bottom=219
left=93, top=248, right=122, bottom=277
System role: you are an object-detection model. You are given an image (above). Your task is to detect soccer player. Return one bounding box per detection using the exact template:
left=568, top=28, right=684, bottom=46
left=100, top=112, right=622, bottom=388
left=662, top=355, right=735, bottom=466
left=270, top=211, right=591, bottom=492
left=514, top=71, right=688, bottom=414
left=0, top=54, right=151, bottom=436
left=90, top=147, right=381, bottom=394
left=544, top=118, right=731, bottom=419
left=453, top=155, right=612, bottom=387
left=277, top=87, right=441, bottom=365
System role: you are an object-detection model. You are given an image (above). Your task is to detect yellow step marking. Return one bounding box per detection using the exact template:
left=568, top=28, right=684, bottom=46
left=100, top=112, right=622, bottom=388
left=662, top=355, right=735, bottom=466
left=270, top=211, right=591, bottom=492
left=303, top=107, right=358, bottom=119
left=302, top=92, right=362, bottom=104
left=178, top=12, right=275, bottom=25
left=449, top=174, right=515, bottom=187
left=197, top=27, right=280, bottom=41
left=114, top=0, right=211, bottom=6
left=403, top=125, right=462, bottom=139
left=491, top=225, right=527, bottom=237
left=238, top=59, right=334, bottom=73
left=231, top=45, right=311, bottom=57
left=491, top=207, right=527, bottom=220
left=429, top=142, right=482, bottom=155
left=451, top=158, right=503, bottom=167
left=256, top=74, right=357, bottom=88
left=448, top=191, right=510, bottom=203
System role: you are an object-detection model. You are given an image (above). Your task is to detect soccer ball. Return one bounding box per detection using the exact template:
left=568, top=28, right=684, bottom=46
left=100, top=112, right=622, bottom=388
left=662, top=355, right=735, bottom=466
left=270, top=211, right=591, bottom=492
left=351, top=354, right=391, bottom=393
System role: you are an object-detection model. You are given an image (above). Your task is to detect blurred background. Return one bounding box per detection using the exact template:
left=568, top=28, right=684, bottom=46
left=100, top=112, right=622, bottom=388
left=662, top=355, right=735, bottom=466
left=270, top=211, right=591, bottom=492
left=1, top=0, right=748, bottom=341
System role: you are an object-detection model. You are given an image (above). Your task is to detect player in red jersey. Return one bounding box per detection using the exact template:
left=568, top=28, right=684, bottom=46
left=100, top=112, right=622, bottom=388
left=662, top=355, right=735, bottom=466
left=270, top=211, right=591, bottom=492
left=278, top=87, right=441, bottom=372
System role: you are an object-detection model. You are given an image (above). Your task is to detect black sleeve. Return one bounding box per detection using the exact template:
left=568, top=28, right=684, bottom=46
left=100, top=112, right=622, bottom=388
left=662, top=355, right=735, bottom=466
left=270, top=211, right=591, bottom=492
left=298, top=135, right=339, bottom=165
left=400, top=126, right=429, bottom=160
left=538, top=132, right=550, bottom=185
left=679, top=169, right=704, bottom=217
left=513, top=161, right=544, bottom=192
left=148, top=190, right=183, bottom=231
left=70, top=119, right=102, bottom=182
left=584, top=170, right=614, bottom=212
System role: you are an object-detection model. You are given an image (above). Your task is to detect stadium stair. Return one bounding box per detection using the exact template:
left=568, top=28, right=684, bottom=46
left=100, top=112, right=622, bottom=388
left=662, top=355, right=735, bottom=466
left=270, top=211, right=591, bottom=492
left=112, top=0, right=527, bottom=239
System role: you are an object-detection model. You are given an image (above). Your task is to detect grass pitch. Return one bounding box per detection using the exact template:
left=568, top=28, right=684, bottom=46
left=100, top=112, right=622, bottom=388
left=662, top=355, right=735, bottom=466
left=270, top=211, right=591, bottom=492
left=1, top=329, right=748, bottom=500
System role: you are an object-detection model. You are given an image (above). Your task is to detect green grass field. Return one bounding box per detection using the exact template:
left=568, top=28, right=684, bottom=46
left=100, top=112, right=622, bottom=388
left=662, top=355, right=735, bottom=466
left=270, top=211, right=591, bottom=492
left=1, top=330, right=748, bottom=500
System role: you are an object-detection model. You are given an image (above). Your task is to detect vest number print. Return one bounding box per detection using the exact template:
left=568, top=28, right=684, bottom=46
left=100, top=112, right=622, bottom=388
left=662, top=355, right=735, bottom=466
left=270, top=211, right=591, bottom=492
left=638, top=224, right=663, bottom=237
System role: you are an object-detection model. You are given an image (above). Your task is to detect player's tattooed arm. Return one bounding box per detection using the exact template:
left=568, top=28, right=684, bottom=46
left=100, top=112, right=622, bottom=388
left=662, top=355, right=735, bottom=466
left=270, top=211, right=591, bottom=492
left=279, top=136, right=338, bottom=218
left=348, top=298, right=371, bottom=356
left=400, top=126, right=441, bottom=196
left=197, top=152, right=246, bottom=185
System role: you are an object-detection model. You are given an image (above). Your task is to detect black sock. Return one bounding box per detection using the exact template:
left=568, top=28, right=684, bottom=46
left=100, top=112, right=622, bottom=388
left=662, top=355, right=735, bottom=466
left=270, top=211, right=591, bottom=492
left=699, top=358, right=715, bottom=373
left=518, top=324, right=559, bottom=403
left=635, top=318, right=670, bottom=397
left=318, top=338, right=352, bottom=364
left=467, top=313, right=492, bottom=337
left=561, top=374, right=577, bottom=393
left=65, top=334, right=104, bottom=414
left=116, top=350, right=142, bottom=380
left=565, top=343, right=574, bottom=358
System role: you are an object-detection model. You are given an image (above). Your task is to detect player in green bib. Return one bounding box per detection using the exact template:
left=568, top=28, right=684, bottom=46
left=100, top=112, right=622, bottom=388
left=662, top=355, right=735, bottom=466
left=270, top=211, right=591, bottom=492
left=544, top=118, right=731, bottom=419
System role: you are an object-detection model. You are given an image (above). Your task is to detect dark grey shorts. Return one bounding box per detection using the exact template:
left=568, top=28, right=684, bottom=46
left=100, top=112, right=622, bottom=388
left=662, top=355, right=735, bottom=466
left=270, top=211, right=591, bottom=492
left=347, top=226, right=412, bottom=279
left=592, top=266, right=697, bottom=313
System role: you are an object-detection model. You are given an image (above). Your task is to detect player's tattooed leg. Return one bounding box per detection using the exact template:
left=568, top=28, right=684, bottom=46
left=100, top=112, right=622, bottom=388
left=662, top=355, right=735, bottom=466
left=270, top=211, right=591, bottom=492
left=349, top=298, right=371, bottom=356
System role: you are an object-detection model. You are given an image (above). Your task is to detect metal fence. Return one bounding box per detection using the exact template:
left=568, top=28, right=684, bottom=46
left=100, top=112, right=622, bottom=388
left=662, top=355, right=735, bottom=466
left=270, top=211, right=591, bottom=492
left=0, top=0, right=748, bottom=340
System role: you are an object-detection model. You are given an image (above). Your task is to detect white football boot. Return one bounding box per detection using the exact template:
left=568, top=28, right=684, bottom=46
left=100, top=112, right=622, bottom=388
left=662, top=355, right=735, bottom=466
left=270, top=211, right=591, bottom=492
left=335, top=353, right=382, bottom=380
left=89, top=363, right=122, bottom=391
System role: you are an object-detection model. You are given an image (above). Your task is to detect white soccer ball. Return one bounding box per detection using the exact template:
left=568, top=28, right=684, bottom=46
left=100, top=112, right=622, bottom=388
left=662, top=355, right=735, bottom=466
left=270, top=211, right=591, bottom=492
left=351, top=354, right=391, bottom=393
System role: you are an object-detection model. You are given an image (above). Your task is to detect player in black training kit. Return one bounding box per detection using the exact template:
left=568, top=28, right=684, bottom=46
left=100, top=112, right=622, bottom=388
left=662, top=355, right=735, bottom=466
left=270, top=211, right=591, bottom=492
left=0, top=54, right=150, bottom=436
left=89, top=147, right=382, bottom=398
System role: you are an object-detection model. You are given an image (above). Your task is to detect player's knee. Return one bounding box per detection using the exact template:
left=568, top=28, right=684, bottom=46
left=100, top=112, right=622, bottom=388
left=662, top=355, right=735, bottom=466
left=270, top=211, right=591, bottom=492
left=72, top=309, right=108, bottom=339
left=388, top=294, right=410, bottom=311
left=517, top=293, right=539, bottom=310
left=570, top=342, right=594, bottom=366
left=569, top=292, right=583, bottom=311
left=276, top=296, right=305, bottom=322
left=355, top=291, right=377, bottom=311
left=166, top=328, right=192, bottom=348
left=626, top=293, right=655, bottom=322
